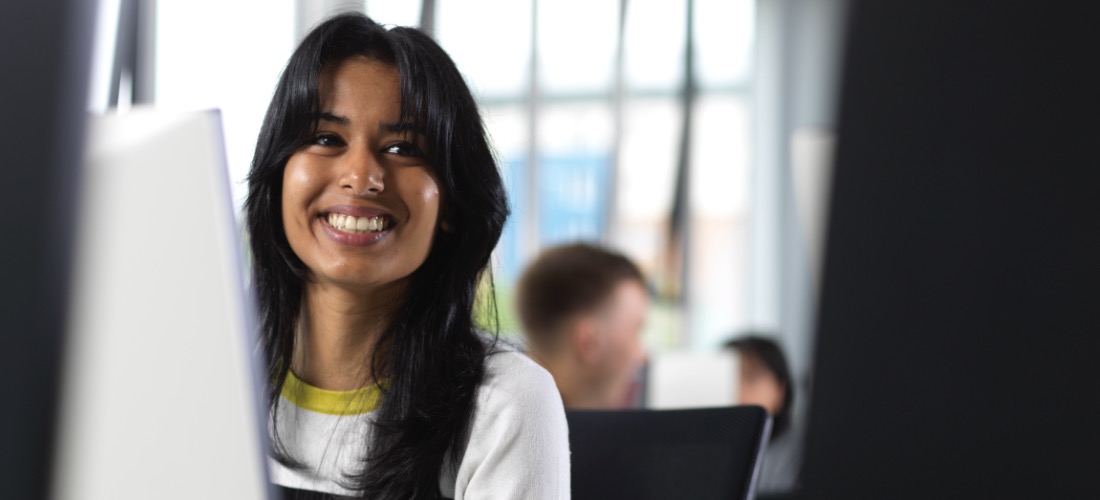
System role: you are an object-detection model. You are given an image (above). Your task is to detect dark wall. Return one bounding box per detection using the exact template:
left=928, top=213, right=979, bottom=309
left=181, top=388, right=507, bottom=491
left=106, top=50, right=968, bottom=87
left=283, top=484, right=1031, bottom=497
left=802, top=1, right=1100, bottom=498
left=0, top=1, right=96, bottom=498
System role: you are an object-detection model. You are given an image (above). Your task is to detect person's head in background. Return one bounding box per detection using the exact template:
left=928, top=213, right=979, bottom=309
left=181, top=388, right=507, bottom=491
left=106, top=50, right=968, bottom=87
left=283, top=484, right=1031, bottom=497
left=726, top=335, right=794, bottom=439
left=517, top=243, right=649, bottom=409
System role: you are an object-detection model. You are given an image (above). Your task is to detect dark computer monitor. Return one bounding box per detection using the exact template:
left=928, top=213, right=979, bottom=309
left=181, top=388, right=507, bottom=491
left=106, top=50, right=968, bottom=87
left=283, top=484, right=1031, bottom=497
left=800, top=1, right=1100, bottom=498
left=0, top=1, right=97, bottom=498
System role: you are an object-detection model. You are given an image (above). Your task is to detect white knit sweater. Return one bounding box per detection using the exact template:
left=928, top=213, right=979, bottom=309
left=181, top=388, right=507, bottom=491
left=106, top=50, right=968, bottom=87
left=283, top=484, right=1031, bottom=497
left=269, top=346, right=571, bottom=499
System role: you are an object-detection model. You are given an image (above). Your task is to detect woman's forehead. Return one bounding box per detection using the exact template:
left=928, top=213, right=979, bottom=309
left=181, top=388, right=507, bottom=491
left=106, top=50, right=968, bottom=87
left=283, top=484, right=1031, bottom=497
left=314, top=57, right=428, bottom=133
left=318, top=57, right=398, bottom=103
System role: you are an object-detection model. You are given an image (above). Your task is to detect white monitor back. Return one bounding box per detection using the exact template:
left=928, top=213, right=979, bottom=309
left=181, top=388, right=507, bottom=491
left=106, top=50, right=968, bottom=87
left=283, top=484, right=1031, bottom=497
left=53, top=109, right=270, bottom=500
left=646, top=350, right=738, bottom=409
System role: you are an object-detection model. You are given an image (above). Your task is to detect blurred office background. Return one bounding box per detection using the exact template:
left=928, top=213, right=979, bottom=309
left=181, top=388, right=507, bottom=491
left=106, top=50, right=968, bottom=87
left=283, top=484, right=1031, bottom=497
left=10, top=1, right=1099, bottom=498
left=88, top=0, right=846, bottom=398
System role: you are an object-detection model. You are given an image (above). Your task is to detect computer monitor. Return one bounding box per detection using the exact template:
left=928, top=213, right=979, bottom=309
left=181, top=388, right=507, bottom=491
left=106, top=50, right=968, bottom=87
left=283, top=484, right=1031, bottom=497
left=645, top=350, right=738, bottom=410
left=51, top=109, right=273, bottom=500
left=800, top=1, right=1100, bottom=498
left=0, top=1, right=97, bottom=498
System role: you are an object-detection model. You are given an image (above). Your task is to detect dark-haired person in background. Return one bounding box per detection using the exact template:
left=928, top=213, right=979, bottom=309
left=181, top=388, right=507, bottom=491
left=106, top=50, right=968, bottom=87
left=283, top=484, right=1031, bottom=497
left=517, top=243, right=649, bottom=409
left=245, top=13, right=568, bottom=499
left=725, top=335, right=801, bottom=494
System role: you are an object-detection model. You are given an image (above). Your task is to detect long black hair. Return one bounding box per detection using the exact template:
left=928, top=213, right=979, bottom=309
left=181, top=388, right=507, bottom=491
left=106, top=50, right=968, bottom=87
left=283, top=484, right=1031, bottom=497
left=725, top=335, right=795, bottom=439
left=244, top=13, right=509, bottom=499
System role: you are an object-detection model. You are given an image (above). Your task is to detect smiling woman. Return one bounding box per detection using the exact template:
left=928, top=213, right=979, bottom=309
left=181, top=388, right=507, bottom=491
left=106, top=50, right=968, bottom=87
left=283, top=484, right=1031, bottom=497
left=245, top=13, right=569, bottom=500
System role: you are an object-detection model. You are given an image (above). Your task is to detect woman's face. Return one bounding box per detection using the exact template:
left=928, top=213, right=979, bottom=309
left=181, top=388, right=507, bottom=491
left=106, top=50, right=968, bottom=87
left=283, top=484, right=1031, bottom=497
left=737, top=352, right=786, bottom=416
left=281, top=56, right=441, bottom=293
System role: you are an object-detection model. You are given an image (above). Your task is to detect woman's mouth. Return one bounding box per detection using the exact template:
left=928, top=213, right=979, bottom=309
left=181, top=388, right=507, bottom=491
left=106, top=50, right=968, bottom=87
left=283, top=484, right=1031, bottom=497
left=325, top=213, right=391, bottom=234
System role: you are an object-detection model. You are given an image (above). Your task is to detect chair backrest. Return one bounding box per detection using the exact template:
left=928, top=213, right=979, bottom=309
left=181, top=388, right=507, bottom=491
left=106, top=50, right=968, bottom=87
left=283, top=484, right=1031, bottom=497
left=567, top=406, right=771, bottom=500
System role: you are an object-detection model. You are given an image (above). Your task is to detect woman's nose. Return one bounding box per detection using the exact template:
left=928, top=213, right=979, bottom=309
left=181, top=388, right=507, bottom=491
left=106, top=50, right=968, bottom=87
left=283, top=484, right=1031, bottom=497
left=339, top=150, right=384, bottom=195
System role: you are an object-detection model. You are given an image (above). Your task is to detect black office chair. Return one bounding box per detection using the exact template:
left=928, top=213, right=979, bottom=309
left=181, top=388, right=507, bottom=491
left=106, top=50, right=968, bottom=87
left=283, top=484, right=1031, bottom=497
left=567, top=406, right=771, bottom=500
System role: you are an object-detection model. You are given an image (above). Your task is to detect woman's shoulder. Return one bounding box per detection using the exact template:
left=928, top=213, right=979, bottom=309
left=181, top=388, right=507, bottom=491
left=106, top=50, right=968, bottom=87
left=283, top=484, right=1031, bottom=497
left=448, top=336, right=570, bottom=499
left=479, top=338, right=558, bottom=400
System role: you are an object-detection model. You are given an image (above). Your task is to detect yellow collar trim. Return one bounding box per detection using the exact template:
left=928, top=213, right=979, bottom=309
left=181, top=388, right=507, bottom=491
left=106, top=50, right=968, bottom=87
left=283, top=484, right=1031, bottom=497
left=281, top=370, right=382, bottom=416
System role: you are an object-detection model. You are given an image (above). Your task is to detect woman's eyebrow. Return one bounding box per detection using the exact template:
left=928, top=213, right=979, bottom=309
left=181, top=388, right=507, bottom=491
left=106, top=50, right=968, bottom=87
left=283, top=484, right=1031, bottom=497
left=380, top=121, right=425, bottom=135
left=318, top=111, right=349, bottom=126
left=318, top=114, right=422, bottom=136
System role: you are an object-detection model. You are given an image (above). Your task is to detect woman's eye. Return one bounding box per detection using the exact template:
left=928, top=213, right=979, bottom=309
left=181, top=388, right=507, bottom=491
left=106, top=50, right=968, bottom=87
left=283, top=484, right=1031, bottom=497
left=311, top=134, right=345, bottom=147
left=384, top=142, right=423, bottom=158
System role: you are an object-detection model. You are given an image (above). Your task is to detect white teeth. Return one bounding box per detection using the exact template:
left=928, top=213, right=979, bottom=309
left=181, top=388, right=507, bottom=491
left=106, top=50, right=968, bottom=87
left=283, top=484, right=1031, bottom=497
left=327, top=213, right=388, bottom=234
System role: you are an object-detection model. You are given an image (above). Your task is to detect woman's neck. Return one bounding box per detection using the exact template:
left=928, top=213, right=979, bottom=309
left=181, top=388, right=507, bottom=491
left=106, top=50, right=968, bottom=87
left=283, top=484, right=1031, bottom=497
left=291, top=280, right=405, bottom=391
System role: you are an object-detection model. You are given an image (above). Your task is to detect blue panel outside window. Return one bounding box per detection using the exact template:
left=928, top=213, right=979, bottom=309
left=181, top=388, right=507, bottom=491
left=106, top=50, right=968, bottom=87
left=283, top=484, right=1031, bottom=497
left=497, top=153, right=610, bottom=282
